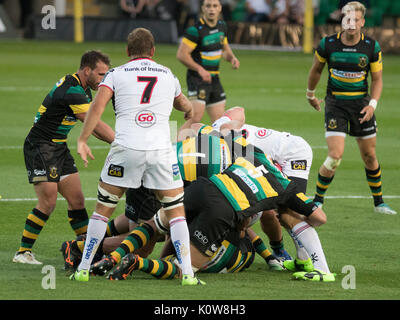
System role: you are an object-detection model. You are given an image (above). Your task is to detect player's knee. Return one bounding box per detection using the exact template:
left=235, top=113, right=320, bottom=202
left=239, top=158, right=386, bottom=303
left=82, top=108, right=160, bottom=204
left=159, top=192, right=184, bottom=212
left=307, top=208, right=327, bottom=227
left=97, top=184, right=121, bottom=208
left=323, top=155, right=342, bottom=171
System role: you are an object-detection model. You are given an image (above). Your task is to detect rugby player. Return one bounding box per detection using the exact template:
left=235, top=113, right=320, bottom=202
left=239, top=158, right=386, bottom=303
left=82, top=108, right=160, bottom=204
left=306, top=1, right=396, bottom=214
left=13, top=51, right=115, bottom=265
left=69, top=28, right=203, bottom=286
left=177, top=0, right=240, bottom=130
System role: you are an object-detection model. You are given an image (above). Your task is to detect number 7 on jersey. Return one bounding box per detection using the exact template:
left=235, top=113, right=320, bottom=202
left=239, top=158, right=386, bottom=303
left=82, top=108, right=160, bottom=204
left=138, top=76, right=158, bottom=104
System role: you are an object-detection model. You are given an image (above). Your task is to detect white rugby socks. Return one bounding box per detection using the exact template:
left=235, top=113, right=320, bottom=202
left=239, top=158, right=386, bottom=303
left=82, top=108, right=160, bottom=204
left=290, top=221, right=331, bottom=273
left=78, top=212, right=108, bottom=271
left=169, top=216, right=194, bottom=277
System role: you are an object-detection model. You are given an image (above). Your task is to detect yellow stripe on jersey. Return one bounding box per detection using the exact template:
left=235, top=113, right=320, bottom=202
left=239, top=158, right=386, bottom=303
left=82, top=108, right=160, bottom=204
left=234, top=157, right=279, bottom=198
left=182, top=37, right=197, bottom=50
left=201, top=54, right=221, bottom=61
left=51, top=138, right=67, bottom=143
left=330, top=71, right=366, bottom=83
left=209, top=70, right=220, bottom=75
left=61, top=119, right=77, bottom=126
left=70, top=103, right=90, bottom=114
left=199, top=125, right=214, bottom=134
left=182, top=138, right=197, bottom=181
left=227, top=251, right=242, bottom=272
left=315, top=51, right=326, bottom=63
left=370, top=52, right=382, bottom=72
left=214, top=174, right=250, bottom=211
left=224, top=37, right=228, bottom=45
left=235, top=252, right=252, bottom=273
left=72, top=73, right=81, bottom=85
left=234, top=137, right=249, bottom=147
left=332, top=91, right=367, bottom=97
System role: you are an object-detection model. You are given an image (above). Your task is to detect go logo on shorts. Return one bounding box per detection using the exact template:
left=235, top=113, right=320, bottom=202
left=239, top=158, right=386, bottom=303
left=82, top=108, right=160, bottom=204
left=135, top=110, right=156, bottom=128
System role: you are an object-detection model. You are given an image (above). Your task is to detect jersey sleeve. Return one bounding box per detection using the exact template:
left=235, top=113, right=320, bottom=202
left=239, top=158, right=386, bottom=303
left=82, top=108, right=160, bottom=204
left=315, top=37, right=328, bottom=63
left=182, top=26, right=199, bottom=50
left=173, top=74, right=182, bottom=98
left=99, top=69, right=115, bottom=92
left=370, top=40, right=382, bottom=72
left=64, top=85, right=91, bottom=114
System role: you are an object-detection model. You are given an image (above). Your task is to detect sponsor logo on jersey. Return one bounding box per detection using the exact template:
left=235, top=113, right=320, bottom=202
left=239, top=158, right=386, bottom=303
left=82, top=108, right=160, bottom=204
left=135, top=110, right=156, bottom=128
left=291, top=160, right=307, bottom=171
left=108, top=164, right=124, bottom=177
left=194, top=230, right=209, bottom=244
left=255, top=128, right=272, bottom=139
left=232, top=168, right=259, bottom=194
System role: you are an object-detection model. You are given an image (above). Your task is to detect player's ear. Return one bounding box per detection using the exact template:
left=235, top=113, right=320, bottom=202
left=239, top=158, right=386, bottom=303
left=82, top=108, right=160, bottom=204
left=150, top=46, right=155, bottom=58
left=126, top=46, right=130, bottom=57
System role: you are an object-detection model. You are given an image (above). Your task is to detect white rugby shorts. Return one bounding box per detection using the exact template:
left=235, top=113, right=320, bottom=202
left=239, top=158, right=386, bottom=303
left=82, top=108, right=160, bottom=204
left=279, top=136, right=313, bottom=180
left=100, top=143, right=183, bottom=190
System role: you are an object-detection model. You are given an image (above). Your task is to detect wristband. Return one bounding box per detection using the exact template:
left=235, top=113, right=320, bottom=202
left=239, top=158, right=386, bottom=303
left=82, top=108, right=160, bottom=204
left=369, top=99, right=377, bottom=110
left=307, top=88, right=316, bottom=93
left=306, top=95, right=316, bottom=100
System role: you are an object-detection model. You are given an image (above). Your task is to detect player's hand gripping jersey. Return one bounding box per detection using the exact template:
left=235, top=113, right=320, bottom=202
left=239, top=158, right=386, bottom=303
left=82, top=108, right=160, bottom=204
left=99, top=58, right=182, bottom=150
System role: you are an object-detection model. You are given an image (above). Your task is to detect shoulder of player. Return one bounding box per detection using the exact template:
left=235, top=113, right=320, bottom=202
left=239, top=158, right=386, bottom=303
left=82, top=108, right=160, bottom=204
left=57, top=74, right=86, bottom=97
left=361, top=34, right=381, bottom=51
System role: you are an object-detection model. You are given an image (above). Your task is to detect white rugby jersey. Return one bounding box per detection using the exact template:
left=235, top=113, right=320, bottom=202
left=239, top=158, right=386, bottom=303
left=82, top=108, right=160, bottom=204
left=240, top=124, right=291, bottom=164
left=99, top=58, right=182, bottom=150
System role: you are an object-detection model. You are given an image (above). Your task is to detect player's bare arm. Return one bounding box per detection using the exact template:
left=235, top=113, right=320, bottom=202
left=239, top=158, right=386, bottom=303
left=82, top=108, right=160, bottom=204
left=360, top=69, right=382, bottom=124
left=173, top=93, right=193, bottom=121
left=176, top=42, right=211, bottom=83
left=77, top=86, right=113, bottom=166
left=306, top=55, right=325, bottom=111
left=222, top=43, right=240, bottom=69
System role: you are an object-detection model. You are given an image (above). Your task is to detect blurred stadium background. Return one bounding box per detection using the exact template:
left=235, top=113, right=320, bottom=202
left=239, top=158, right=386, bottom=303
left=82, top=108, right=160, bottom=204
left=1, top=0, right=400, bottom=53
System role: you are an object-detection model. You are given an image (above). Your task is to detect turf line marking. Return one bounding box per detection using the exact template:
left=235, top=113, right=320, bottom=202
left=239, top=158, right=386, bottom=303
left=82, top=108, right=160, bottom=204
left=1, top=195, right=400, bottom=202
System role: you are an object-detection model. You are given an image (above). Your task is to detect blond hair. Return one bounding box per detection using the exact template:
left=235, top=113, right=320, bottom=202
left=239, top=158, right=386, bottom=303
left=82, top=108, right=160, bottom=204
left=127, top=28, right=155, bottom=57
left=342, top=1, right=366, bottom=17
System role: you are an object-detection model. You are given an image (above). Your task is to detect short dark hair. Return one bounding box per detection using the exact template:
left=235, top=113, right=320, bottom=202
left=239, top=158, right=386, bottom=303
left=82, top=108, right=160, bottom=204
left=127, top=28, right=155, bottom=57
left=79, top=50, right=111, bottom=70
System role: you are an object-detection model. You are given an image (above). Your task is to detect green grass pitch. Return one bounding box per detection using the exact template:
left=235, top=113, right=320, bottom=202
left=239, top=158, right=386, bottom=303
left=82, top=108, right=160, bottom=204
left=0, top=40, right=399, bottom=301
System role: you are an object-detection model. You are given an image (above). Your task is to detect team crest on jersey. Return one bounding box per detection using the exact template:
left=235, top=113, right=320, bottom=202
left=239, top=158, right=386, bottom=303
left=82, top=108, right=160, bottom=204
left=328, top=118, right=337, bottom=129
left=108, top=164, right=124, bottom=177
left=255, top=128, right=272, bottom=139
left=358, top=56, right=368, bottom=68
left=135, top=111, right=156, bottom=128
left=49, top=166, right=58, bottom=179
left=291, top=160, right=307, bottom=171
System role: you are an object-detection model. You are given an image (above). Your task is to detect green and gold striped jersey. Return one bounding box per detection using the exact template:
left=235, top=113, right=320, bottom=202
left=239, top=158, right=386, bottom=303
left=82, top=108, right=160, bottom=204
left=182, top=18, right=228, bottom=77
left=201, top=232, right=254, bottom=274
left=316, top=32, right=382, bottom=100
left=29, top=73, right=92, bottom=143
left=176, top=132, right=233, bottom=183
left=210, top=141, right=292, bottom=217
